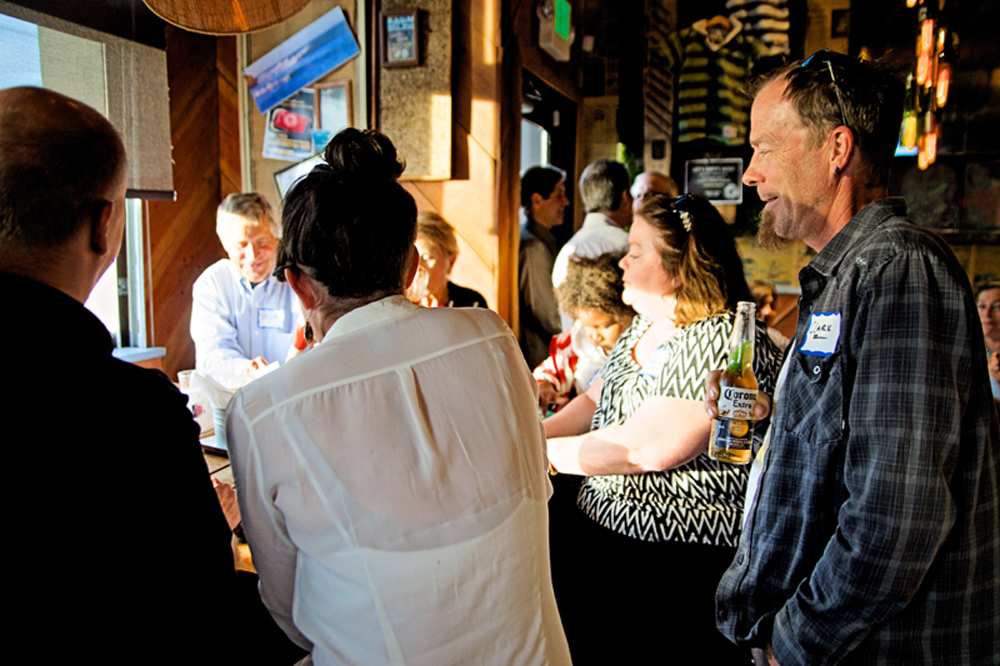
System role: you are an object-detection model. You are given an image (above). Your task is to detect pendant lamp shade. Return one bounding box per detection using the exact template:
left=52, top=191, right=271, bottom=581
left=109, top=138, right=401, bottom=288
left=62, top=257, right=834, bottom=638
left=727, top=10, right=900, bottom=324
left=142, top=0, right=310, bottom=35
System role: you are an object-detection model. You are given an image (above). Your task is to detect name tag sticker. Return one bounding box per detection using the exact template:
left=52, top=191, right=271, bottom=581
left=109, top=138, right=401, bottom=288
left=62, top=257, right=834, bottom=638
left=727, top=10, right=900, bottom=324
left=257, top=308, right=286, bottom=330
left=799, top=311, right=841, bottom=357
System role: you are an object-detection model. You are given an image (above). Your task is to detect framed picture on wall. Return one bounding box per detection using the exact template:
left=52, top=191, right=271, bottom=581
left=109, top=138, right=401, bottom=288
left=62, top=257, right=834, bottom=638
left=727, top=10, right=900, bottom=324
left=831, top=9, right=850, bottom=39
left=382, top=9, right=420, bottom=68
left=315, top=81, right=353, bottom=132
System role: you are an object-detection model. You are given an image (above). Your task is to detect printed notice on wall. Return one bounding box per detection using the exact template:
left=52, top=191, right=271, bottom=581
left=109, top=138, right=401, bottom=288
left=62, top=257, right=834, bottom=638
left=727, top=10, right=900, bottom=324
left=685, top=158, right=744, bottom=205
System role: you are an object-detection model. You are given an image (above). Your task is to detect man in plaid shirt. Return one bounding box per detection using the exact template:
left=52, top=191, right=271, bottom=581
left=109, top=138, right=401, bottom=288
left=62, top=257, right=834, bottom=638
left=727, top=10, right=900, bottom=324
left=707, top=52, right=1000, bottom=664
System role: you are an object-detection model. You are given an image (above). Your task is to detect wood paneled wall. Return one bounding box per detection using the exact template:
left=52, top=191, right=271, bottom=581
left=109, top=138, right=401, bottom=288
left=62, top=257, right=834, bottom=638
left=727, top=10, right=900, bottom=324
left=397, top=0, right=507, bottom=317
left=146, top=27, right=240, bottom=380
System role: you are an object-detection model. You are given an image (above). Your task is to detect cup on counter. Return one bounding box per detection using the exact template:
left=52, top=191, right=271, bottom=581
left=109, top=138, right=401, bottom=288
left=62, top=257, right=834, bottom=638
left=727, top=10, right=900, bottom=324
left=177, top=369, right=194, bottom=390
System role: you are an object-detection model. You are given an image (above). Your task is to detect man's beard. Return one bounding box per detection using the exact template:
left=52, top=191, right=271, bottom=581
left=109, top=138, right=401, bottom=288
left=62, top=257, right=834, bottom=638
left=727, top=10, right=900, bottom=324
left=756, top=209, right=790, bottom=251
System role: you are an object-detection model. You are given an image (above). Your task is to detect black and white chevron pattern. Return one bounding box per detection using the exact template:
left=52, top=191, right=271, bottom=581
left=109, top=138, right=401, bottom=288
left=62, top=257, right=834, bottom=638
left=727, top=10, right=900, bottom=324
left=578, top=313, right=784, bottom=546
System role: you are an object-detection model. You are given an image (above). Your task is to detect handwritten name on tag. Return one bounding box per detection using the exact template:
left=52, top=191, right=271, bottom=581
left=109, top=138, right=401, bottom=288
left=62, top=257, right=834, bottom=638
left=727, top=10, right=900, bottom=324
left=257, top=308, right=287, bottom=330
left=799, top=311, right=841, bottom=356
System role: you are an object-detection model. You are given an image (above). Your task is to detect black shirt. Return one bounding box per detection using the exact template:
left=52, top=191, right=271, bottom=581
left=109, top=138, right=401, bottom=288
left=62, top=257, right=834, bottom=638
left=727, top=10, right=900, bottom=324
left=3, top=272, right=250, bottom=660
left=446, top=281, right=486, bottom=308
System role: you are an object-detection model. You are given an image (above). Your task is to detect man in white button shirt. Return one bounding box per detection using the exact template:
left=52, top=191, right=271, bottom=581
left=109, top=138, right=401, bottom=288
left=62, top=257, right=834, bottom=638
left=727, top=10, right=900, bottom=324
left=190, top=193, right=300, bottom=387
left=551, top=159, right=632, bottom=291
left=551, top=159, right=633, bottom=334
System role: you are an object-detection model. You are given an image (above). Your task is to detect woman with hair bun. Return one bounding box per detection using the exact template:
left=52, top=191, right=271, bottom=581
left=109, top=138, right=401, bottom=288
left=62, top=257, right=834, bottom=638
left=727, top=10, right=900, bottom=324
left=544, top=194, right=784, bottom=663
left=226, top=128, right=570, bottom=665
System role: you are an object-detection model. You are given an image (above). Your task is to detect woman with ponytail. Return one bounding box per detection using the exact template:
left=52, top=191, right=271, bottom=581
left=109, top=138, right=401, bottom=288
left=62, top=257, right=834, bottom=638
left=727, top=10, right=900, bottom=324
left=226, top=128, right=570, bottom=665
left=543, top=194, right=783, bottom=663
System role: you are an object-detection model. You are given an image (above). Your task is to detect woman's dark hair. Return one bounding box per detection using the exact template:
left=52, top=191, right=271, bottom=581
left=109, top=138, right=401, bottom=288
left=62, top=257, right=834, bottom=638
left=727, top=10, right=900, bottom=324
left=636, top=193, right=752, bottom=326
left=277, top=128, right=416, bottom=298
left=555, top=252, right=634, bottom=321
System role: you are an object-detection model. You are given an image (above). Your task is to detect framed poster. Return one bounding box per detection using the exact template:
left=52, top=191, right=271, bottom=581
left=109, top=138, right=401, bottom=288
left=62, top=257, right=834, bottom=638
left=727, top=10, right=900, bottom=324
left=382, top=9, right=420, bottom=68
left=244, top=6, right=360, bottom=114
left=315, top=80, right=352, bottom=132
left=262, top=88, right=316, bottom=162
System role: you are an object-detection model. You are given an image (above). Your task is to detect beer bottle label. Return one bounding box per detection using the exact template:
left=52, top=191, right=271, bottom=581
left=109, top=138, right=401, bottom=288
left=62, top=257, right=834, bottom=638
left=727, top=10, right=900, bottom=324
left=717, top=386, right=757, bottom=420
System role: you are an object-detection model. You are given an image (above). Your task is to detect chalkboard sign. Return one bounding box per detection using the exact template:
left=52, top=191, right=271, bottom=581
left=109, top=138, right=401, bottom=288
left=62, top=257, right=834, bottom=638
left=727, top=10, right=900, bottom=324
left=685, top=158, right=744, bottom=205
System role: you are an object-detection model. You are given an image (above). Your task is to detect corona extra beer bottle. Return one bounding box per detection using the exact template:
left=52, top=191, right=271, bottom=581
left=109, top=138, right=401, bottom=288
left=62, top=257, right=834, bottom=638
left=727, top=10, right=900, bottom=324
left=708, top=302, right=758, bottom=465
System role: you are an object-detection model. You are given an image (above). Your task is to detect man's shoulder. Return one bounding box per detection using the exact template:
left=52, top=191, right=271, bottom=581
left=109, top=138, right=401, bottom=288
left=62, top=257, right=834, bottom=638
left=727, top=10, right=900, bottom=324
left=855, top=212, right=961, bottom=277
left=568, top=223, right=628, bottom=252
left=106, top=357, right=190, bottom=409
left=193, top=259, right=235, bottom=289
left=520, top=235, right=554, bottom=263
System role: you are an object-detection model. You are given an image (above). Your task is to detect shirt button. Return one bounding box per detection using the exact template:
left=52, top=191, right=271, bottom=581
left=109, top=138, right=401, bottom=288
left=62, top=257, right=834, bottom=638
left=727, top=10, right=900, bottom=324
left=812, top=365, right=821, bottom=375
left=717, top=608, right=726, bottom=621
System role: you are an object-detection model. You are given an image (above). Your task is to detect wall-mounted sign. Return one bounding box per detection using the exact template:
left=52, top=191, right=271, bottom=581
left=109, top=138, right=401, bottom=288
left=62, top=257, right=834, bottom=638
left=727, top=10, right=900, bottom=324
left=381, top=9, right=420, bottom=68
left=685, top=158, right=744, bottom=205
left=538, top=0, right=573, bottom=62
left=244, top=6, right=359, bottom=114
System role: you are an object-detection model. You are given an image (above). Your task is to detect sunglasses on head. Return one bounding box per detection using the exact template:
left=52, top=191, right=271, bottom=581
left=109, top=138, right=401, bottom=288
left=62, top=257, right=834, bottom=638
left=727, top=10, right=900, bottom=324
left=800, top=49, right=851, bottom=129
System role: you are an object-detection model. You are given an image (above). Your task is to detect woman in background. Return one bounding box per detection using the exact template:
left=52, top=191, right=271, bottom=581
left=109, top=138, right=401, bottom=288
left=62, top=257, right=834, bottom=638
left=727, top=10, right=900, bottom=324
left=407, top=211, right=487, bottom=308
left=750, top=279, right=790, bottom=350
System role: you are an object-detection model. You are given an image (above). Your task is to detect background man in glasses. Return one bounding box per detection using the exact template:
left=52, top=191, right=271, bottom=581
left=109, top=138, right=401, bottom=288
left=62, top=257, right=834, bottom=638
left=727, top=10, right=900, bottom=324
left=708, top=53, right=999, bottom=664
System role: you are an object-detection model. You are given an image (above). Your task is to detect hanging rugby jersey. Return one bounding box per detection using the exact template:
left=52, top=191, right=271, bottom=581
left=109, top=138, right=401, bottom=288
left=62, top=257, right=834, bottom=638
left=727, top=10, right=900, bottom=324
left=656, top=15, right=758, bottom=146
left=726, top=0, right=791, bottom=57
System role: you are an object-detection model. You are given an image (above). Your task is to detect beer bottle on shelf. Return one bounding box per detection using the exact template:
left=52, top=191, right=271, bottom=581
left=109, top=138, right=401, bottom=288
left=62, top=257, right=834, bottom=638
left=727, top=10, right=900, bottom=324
left=708, top=301, right=758, bottom=465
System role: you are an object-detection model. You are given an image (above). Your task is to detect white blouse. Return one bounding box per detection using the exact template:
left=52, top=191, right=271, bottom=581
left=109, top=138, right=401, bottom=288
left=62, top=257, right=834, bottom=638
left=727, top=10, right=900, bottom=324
left=228, top=296, right=570, bottom=666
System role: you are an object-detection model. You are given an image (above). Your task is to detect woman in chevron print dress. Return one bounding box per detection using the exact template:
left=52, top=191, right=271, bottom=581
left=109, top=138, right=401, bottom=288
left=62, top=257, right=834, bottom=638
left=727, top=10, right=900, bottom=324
left=544, top=193, right=783, bottom=664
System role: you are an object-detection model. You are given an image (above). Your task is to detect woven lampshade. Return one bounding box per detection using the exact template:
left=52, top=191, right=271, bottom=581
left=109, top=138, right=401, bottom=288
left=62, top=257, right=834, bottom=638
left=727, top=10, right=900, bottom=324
left=142, top=0, right=310, bottom=35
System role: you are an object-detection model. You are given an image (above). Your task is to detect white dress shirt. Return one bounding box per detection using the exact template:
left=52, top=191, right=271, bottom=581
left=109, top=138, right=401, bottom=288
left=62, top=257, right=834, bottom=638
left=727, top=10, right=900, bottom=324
left=227, top=296, right=570, bottom=666
left=190, top=259, right=300, bottom=388
left=550, top=211, right=629, bottom=289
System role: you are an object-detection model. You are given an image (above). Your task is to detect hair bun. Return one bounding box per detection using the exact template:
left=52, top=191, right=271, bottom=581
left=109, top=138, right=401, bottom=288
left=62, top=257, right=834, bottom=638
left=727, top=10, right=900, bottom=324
left=323, top=128, right=405, bottom=181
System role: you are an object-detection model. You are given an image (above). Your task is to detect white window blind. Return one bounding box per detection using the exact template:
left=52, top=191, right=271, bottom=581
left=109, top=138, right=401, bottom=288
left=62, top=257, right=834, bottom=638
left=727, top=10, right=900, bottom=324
left=0, top=1, right=174, bottom=198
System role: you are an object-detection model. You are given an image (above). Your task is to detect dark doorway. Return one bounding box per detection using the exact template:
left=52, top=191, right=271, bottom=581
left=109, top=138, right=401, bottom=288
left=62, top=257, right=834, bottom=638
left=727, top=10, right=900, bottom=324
left=521, top=69, right=577, bottom=242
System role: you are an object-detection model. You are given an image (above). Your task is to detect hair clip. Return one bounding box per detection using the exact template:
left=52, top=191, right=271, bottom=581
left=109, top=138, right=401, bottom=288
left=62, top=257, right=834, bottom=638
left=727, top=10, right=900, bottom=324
left=679, top=209, right=693, bottom=232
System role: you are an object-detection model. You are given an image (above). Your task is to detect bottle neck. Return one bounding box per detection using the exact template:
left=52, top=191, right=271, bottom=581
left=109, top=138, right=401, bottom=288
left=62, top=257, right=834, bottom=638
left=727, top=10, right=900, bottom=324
left=728, top=305, right=756, bottom=373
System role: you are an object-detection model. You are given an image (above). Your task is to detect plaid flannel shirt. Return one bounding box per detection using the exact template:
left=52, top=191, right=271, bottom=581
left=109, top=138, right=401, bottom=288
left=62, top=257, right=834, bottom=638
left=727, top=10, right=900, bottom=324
left=717, top=198, right=1000, bottom=664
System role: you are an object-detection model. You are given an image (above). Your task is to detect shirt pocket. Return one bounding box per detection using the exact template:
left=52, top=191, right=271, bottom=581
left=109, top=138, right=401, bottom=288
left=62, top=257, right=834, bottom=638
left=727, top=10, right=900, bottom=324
left=779, top=350, right=845, bottom=445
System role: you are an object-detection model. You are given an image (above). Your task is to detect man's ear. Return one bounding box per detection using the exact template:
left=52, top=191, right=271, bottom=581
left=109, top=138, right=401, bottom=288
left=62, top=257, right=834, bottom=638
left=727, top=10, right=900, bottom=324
left=830, top=126, right=855, bottom=177
left=619, top=190, right=632, bottom=213
left=404, top=244, right=419, bottom=288
left=530, top=192, right=544, bottom=211
left=285, top=267, right=319, bottom=310
left=89, top=200, right=115, bottom=256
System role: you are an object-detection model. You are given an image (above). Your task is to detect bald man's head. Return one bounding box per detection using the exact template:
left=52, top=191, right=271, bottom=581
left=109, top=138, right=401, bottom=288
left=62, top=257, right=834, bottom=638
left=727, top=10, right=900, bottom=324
left=0, top=87, right=126, bottom=252
left=630, top=171, right=679, bottom=212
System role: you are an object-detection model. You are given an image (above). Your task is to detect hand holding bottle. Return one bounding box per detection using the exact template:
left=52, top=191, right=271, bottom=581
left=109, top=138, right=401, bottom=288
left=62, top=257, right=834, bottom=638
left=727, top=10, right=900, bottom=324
left=704, top=369, right=771, bottom=421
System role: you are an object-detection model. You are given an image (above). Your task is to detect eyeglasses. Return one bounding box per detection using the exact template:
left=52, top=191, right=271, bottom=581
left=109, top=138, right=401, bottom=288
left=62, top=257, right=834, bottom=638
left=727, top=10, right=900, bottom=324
left=800, top=49, right=850, bottom=129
